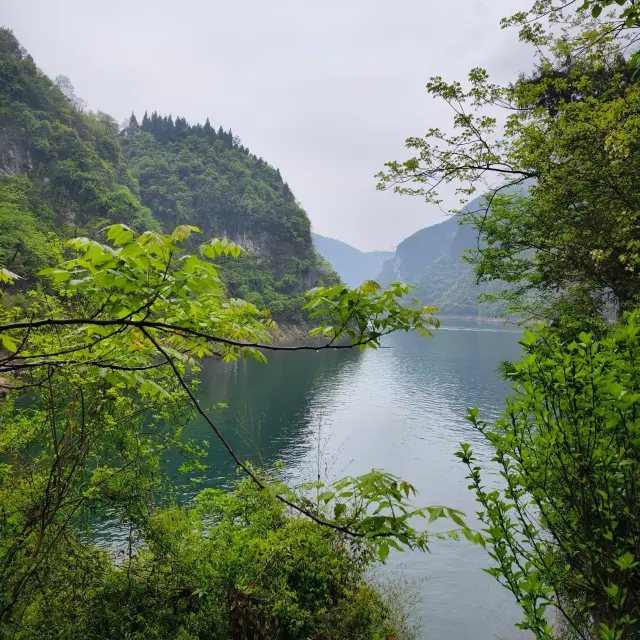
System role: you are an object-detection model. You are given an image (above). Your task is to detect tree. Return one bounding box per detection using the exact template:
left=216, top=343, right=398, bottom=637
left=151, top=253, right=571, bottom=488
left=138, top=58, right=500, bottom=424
left=0, top=225, right=466, bottom=630
left=0, top=177, right=52, bottom=280
left=122, top=113, right=338, bottom=323
left=95, top=111, right=120, bottom=137
left=377, top=21, right=640, bottom=323
left=54, top=74, right=87, bottom=111
left=579, top=0, right=640, bottom=23
left=458, top=316, right=640, bottom=639
left=203, top=116, right=213, bottom=137
left=503, top=0, right=640, bottom=43
left=128, top=111, right=139, bottom=131
left=174, top=115, right=189, bottom=138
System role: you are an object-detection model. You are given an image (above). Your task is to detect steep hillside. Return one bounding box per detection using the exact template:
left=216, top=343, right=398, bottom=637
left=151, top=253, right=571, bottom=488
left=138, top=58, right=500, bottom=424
left=378, top=196, right=507, bottom=318
left=0, top=28, right=337, bottom=321
left=0, top=28, right=154, bottom=280
left=311, top=232, right=393, bottom=287
left=120, top=114, right=338, bottom=321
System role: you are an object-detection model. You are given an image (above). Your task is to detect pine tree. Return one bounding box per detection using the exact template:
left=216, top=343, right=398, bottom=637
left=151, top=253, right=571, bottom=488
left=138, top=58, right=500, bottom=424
left=166, top=115, right=175, bottom=142
left=141, top=111, right=150, bottom=131
left=150, top=111, right=159, bottom=135
left=174, top=116, right=188, bottom=138
left=128, top=112, right=140, bottom=132
left=203, top=117, right=213, bottom=137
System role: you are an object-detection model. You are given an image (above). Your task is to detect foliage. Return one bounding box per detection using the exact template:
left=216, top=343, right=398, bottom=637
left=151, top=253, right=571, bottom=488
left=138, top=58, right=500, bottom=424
left=0, top=176, right=53, bottom=280
left=0, top=27, right=336, bottom=320
left=0, top=225, right=462, bottom=634
left=0, top=27, right=155, bottom=254
left=303, top=279, right=439, bottom=348
left=502, top=0, right=640, bottom=44
left=457, top=314, right=640, bottom=638
left=377, top=208, right=511, bottom=319
left=11, top=479, right=419, bottom=639
left=122, top=114, right=339, bottom=322
left=581, top=0, right=640, bottom=23
left=376, top=17, right=640, bottom=324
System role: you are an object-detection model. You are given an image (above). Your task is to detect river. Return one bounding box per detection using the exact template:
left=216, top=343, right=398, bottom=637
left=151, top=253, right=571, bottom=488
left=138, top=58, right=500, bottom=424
left=164, top=320, right=527, bottom=639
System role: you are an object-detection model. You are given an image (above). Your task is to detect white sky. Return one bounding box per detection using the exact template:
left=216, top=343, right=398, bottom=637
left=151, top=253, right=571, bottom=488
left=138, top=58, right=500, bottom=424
left=5, top=0, right=532, bottom=251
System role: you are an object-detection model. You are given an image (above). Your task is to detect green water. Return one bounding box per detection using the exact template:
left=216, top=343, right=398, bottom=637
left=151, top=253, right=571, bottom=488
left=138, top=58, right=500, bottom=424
left=172, top=321, right=526, bottom=639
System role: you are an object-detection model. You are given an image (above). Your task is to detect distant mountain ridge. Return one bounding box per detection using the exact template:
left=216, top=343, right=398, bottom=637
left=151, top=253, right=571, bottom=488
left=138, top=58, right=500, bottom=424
left=377, top=195, right=508, bottom=319
left=312, top=233, right=393, bottom=288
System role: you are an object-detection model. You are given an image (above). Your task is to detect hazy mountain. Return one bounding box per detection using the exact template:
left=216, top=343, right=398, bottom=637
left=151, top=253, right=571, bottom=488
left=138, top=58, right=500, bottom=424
left=312, top=232, right=394, bottom=288
left=377, top=196, right=507, bottom=318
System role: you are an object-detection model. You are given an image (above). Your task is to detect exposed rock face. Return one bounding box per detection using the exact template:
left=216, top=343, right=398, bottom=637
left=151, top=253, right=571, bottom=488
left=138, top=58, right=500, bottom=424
left=226, top=231, right=271, bottom=258
left=0, top=126, right=32, bottom=176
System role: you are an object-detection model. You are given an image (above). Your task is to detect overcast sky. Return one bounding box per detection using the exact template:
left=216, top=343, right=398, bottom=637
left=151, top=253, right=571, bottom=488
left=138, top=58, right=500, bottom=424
left=5, top=0, right=532, bottom=251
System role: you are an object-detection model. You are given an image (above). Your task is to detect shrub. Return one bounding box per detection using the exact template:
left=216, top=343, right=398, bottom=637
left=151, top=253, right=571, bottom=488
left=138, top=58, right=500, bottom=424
left=459, top=313, right=640, bottom=639
left=16, top=480, right=410, bottom=639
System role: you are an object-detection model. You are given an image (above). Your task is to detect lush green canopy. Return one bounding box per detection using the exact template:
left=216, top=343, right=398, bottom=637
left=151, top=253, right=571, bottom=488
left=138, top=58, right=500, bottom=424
left=377, top=19, right=640, bottom=325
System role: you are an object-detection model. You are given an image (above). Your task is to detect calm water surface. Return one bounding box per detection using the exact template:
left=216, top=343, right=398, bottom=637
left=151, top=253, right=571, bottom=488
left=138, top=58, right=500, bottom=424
left=178, top=322, right=526, bottom=639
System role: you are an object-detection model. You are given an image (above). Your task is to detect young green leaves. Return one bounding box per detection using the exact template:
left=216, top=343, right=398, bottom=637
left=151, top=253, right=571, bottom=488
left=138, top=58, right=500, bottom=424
left=304, top=280, right=439, bottom=350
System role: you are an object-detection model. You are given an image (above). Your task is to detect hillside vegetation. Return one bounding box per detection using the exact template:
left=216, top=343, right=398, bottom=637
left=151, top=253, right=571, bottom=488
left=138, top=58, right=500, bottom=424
left=378, top=198, right=507, bottom=319
left=6, top=0, right=640, bottom=636
left=123, top=114, right=338, bottom=321
left=0, top=28, right=336, bottom=322
left=0, top=30, right=155, bottom=280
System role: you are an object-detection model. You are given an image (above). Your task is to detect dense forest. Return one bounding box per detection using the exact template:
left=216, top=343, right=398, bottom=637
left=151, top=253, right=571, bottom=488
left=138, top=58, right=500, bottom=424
left=0, top=32, right=155, bottom=279
left=122, top=112, right=338, bottom=320
left=0, top=28, right=336, bottom=323
left=3, top=0, right=640, bottom=637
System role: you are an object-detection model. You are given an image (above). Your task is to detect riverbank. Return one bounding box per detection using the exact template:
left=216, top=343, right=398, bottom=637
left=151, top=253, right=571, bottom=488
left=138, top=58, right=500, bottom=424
left=269, top=324, right=314, bottom=342
left=269, top=316, right=521, bottom=344
left=436, top=314, right=522, bottom=326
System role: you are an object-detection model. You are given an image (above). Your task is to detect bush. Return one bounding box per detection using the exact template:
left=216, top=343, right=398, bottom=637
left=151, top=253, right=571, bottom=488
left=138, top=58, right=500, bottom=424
left=459, top=312, right=640, bottom=639
left=16, top=480, right=410, bottom=639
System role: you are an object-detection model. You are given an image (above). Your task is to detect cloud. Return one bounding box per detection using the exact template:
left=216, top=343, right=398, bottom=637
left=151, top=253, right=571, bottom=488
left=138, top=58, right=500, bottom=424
left=5, top=0, right=532, bottom=250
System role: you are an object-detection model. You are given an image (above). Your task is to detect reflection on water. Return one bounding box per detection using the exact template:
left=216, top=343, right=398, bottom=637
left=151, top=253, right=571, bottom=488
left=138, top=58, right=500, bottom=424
left=173, top=321, right=526, bottom=639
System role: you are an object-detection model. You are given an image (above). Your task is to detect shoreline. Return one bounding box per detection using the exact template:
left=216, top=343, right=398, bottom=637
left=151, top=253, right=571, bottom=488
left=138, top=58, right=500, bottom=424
left=436, top=314, right=522, bottom=326
left=270, top=315, right=521, bottom=344
left=268, top=324, right=316, bottom=343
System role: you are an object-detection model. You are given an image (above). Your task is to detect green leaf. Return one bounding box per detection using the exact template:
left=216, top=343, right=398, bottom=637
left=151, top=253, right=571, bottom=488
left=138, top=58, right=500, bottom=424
left=334, top=503, right=347, bottom=518
left=1, top=334, right=18, bottom=353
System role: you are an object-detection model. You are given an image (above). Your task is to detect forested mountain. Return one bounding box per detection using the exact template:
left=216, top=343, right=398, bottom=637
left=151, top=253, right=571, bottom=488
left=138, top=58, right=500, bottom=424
left=378, top=196, right=507, bottom=318
left=121, top=113, right=338, bottom=320
left=0, top=28, right=336, bottom=321
left=0, top=29, right=155, bottom=280
left=311, top=232, right=393, bottom=288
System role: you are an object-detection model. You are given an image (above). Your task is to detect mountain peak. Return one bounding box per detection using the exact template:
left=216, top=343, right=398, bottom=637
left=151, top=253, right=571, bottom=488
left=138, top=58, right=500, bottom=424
left=312, top=233, right=394, bottom=288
